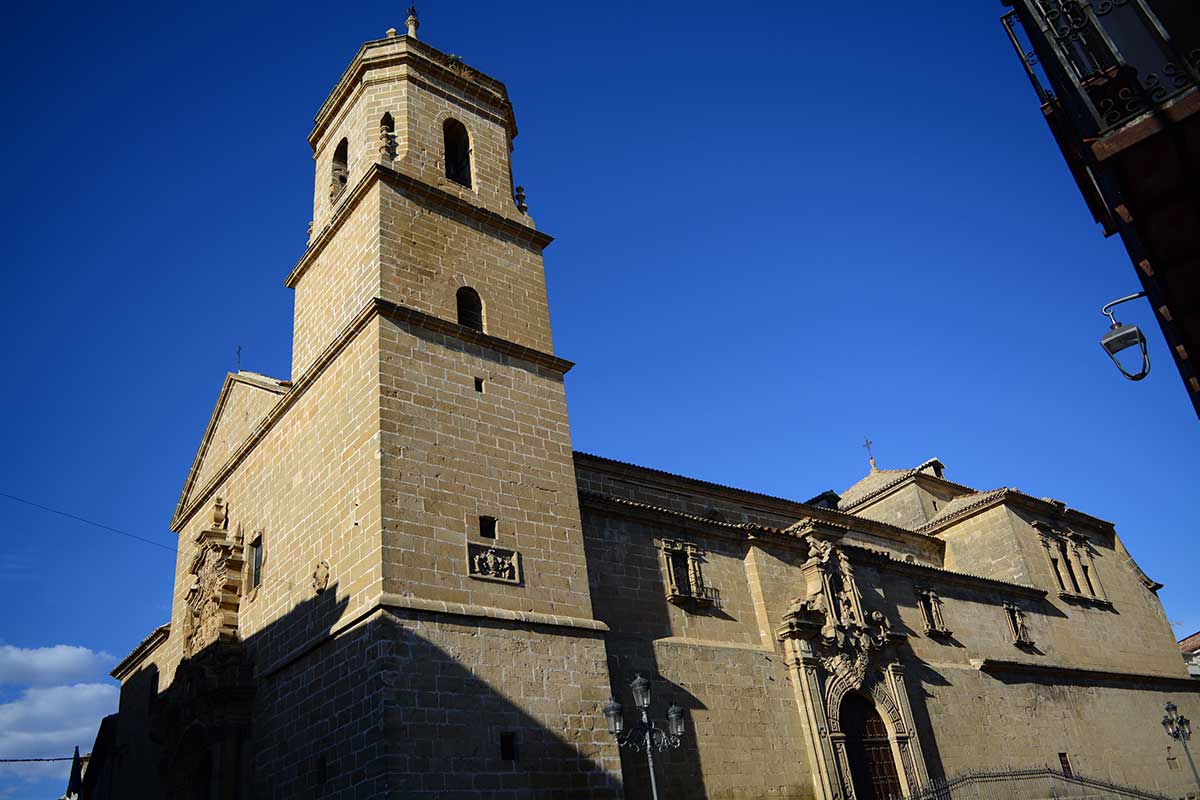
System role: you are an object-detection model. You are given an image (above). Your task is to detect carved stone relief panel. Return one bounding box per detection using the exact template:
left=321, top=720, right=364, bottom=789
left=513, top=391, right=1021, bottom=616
left=467, top=543, right=521, bottom=585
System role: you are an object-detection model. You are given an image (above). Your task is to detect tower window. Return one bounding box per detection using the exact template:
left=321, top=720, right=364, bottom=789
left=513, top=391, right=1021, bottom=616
left=474, top=377, right=486, bottom=393
left=456, top=286, right=485, bottom=332
left=330, top=137, right=349, bottom=201
left=479, top=515, right=497, bottom=539
left=443, top=118, right=472, bottom=188
left=499, top=732, right=517, bottom=762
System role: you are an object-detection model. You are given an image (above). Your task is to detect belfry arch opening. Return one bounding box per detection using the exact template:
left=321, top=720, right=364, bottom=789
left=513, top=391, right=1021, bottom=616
left=380, top=112, right=396, bottom=159
left=443, top=118, right=472, bottom=188
left=331, top=137, right=349, bottom=199
left=456, top=286, right=485, bottom=332
left=840, top=692, right=903, bottom=800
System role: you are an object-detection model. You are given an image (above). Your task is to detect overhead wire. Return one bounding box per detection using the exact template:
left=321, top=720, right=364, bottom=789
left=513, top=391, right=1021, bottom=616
left=0, top=491, right=176, bottom=554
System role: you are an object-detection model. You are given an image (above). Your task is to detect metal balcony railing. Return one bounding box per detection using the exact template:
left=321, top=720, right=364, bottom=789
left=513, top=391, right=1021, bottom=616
left=1003, top=0, right=1200, bottom=135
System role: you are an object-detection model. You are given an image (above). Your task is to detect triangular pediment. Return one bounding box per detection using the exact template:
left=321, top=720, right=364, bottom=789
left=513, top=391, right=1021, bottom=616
left=172, top=372, right=289, bottom=530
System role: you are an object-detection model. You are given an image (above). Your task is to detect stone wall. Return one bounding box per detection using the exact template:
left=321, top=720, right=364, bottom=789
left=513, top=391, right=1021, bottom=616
left=378, top=312, right=591, bottom=619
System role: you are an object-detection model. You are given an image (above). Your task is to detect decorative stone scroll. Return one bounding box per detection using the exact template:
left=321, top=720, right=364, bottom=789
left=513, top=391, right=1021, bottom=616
left=467, top=543, right=521, bottom=585
left=775, top=519, right=930, bottom=800
left=183, top=498, right=245, bottom=658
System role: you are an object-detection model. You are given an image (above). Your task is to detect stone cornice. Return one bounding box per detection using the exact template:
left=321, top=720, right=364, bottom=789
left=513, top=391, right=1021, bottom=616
left=172, top=297, right=571, bottom=532
left=311, top=35, right=516, bottom=148
left=111, top=623, right=170, bottom=682
left=285, top=163, right=552, bottom=289
left=971, top=657, right=1200, bottom=690
left=377, top=297, right=573, bottom=374
left=259, top=595, right=608, bottom=680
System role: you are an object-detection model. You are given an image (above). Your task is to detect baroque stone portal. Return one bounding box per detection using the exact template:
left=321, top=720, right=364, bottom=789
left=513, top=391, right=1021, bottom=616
left=776, top=520, right=930, bottom=800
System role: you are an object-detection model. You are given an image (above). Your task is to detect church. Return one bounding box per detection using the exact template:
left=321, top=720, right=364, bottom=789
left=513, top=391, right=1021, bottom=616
left=80, top=13, right=1200, bottom=800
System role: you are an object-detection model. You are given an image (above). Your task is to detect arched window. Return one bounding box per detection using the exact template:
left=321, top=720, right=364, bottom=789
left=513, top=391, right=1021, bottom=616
left=456, top=286, right=484, bottom=332
left=379, top=113, right=396, bottom=159
left=330, top=137, right=349, bottom=201
left=443, top=119, right=472, bottom=188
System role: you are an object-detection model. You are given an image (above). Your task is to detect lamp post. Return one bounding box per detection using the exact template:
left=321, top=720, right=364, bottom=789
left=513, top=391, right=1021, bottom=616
left=602, top=674, right=686, bottom=800
left=1162, top=702, right=1200, bottom=793
left=1099, top=292, right=1150, bottom=381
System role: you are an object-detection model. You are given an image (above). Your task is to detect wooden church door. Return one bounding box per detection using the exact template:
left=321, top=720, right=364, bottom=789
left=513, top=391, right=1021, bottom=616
left=841, top=693, right=904, bottom=800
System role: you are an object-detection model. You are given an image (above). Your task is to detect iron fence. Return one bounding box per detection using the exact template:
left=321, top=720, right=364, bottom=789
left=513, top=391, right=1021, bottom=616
left=894, top=765, right=1174, bottom=800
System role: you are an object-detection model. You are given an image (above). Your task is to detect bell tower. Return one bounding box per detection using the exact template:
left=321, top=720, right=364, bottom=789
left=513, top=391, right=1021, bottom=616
left=285, top=14, right=601, bottom=627
left=271, top=15, right=621, bottom=794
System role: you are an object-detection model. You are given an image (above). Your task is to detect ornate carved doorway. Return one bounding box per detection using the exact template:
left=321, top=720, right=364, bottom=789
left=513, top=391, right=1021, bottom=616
left=841, top=693, right=903, bottom=800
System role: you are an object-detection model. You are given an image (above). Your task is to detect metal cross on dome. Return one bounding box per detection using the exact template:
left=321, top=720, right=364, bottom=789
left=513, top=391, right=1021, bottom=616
left=863, top=437, right=877, bottom=470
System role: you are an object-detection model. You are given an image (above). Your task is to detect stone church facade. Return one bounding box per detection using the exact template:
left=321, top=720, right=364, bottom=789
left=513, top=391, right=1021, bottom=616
left=83, top=19, right=1200, bottom=800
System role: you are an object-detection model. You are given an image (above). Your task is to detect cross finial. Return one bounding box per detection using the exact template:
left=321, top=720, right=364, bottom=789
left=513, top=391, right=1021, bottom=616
left=406, top=5, right=420, bottom=38
left=863, top=437, right=877, bottom=472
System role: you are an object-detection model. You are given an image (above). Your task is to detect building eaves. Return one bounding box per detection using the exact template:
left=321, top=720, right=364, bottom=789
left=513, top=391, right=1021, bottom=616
left=1180, top=630, right=1200, bottom=654
left=574, top=452, right=938, bottom=542
left=111, top=623, right=170, bottom=682
left=915, top=487, right=1115, bottom=535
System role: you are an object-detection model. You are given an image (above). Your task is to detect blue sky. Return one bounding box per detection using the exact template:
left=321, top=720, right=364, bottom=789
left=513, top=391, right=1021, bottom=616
left=1, top=1, right=1197, bottom=796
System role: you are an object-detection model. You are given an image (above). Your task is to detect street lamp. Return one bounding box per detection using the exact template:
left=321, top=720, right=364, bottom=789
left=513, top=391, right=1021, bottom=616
left=602, top=674, right=686, bottom=800
left=1099, top=292, right=1150, bottom=381
left=1162, top=702, right=1200, bottom=793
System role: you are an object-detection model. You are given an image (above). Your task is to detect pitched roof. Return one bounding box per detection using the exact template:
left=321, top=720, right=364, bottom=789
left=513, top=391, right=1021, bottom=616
left=1180, top=630, right=1200, bottom=653
left=838, top=458, right=946, bottom=511
left=172, top=371, right=290, bottom=528
left=916, top=488, right=1010, bottom=532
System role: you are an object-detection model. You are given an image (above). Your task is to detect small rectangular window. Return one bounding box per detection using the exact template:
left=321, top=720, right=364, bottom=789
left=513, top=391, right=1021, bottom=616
left=500, top=732, right=517, bottom=761
left=474, top=377, right=486, bottom=393
left=479, top=516, right=497, bottom=539
left=251, top=539, right=263, bottom=589
left=1058, top=753, right=1072, bottom=777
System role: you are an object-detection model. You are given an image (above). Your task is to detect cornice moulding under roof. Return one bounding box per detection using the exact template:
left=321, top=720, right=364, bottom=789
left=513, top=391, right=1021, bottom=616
left=285, top=163, right=551, bottom=289
left=573, top=452, right=938, bottom=544
left=311, top=36, right=516, bottom=147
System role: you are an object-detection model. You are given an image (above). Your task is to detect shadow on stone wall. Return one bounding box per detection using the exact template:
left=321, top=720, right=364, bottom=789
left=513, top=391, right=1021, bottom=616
left=84, top=582, right=624, bottom=799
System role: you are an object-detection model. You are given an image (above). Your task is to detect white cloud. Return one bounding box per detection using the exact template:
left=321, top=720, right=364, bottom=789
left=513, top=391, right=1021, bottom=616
left=0, top=645, right=115, bottom=686
left=0, top=682, right=117, bottom=785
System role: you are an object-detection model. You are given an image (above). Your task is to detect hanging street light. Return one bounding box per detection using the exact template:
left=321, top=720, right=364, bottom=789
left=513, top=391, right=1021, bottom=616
left=1162, top=702, right=1200, bottom=793
left=602, top=674, right=686, bottom=800
left=1099, top=292, right=1150, bottom=381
